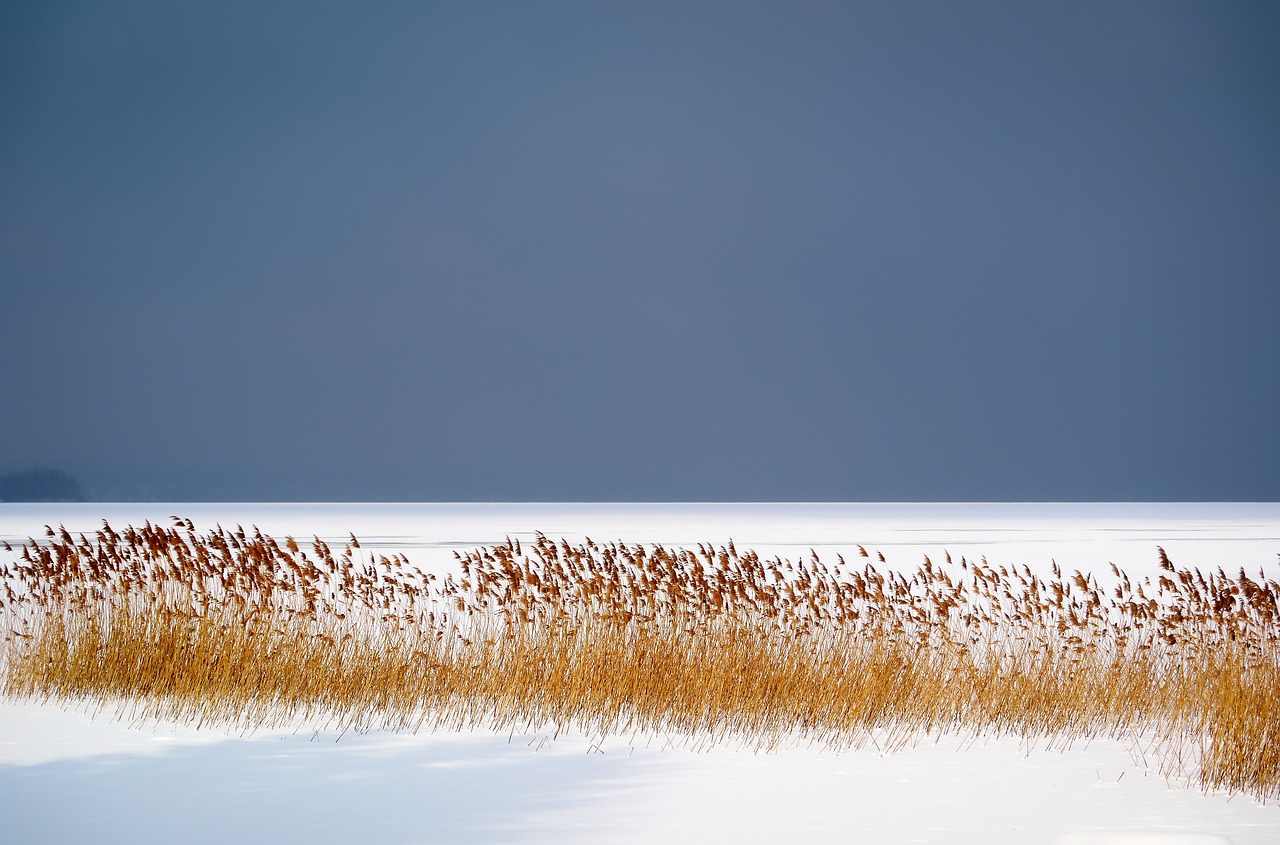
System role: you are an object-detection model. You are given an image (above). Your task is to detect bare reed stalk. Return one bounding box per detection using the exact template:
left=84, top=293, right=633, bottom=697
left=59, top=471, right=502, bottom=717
left=1, top=520, right=1277, bottom=800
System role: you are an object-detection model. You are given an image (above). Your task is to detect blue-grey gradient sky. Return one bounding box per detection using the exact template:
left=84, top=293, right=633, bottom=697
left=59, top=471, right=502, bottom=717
left=3, top=2, right=1278, bottom=501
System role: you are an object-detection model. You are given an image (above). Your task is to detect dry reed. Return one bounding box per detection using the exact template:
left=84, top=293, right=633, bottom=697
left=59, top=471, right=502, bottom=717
left=1, top=519, right=1277, bottom=799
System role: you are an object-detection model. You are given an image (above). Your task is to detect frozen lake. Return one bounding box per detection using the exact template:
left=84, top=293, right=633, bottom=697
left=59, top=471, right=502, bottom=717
left=3, top=501, right=1278, bottom=578
left=2, top=502, right=1278, bottom=844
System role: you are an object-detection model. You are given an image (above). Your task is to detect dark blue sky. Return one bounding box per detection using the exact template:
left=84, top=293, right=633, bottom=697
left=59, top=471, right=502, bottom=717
left=3, top=2, right=1278, bottom=501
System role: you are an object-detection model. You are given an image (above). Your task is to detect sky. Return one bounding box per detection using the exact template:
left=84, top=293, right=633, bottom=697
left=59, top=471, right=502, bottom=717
left=2, top=2, right=1278, bottom=502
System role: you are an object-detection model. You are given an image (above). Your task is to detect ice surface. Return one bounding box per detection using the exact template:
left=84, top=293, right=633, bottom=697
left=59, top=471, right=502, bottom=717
left=1054, top=834, right=1234, bottom=845
left=1, top=503, right=1277, bottom=844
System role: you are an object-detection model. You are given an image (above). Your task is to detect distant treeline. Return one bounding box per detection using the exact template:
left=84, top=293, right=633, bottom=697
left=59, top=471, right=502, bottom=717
left=0, top=468, right=86, bottom=502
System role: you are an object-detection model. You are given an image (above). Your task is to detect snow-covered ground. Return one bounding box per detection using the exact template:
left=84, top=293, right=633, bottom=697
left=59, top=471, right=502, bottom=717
left=2, top=502, right=1278, bottom=845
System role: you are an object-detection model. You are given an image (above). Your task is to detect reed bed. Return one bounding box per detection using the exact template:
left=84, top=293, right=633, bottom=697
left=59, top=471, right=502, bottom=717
left=1, top=519, right=1277, bottom=799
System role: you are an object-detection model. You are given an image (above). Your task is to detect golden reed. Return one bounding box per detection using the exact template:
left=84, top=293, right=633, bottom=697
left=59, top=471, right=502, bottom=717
left=1, top=519, right=1276, bottom=799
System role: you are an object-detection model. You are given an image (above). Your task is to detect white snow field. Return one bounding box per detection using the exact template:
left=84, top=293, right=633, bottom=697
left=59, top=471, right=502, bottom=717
left=1, top=502, right=1278, bottom=845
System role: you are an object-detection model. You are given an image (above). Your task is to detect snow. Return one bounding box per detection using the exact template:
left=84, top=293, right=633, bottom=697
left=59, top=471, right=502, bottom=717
left=2, top=502, right=1278, bottom=844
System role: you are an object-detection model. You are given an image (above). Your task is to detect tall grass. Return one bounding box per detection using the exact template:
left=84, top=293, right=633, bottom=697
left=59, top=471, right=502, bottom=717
left=2, top=519, right=1277, bottom=799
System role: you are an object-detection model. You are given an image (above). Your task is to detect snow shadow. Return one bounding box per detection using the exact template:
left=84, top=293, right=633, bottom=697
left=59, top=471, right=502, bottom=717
left=0, top=727, right=653, bottom=844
